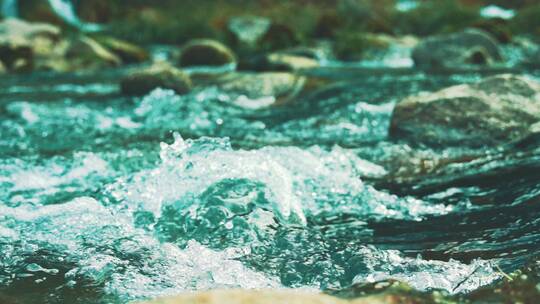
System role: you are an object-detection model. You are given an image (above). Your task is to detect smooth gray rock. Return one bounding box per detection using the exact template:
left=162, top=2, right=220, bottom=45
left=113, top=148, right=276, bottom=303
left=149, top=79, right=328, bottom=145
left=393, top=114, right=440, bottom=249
left=390, top=74, right=540, bottom=146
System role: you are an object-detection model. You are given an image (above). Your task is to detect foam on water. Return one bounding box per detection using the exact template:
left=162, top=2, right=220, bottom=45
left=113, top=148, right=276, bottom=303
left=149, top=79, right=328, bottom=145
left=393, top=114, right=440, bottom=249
left=2, top=69, right=524, bottom=301
left=0, top=131, right=504, bottom=302
left=0, top=197, right=279, bottom=302
left=110, top=133, right=451, bottom=226
left=352, top=248, right=500, bottom=293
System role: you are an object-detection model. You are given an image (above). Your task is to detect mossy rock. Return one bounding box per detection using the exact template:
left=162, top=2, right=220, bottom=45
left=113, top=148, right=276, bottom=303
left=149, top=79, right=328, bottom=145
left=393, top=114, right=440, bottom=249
left=178, top=39, right=236, bottom=67
left=120, top=63, right=192, bottom=96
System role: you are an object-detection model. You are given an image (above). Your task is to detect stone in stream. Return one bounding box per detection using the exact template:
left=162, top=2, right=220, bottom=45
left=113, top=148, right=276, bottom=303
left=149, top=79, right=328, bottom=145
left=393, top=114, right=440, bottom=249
left=412, top=29, right=502, bottom=68
left=208, top=72, right=308, bottom=109
left=390, top=74, right=540, bottom=147
left=177, top=39, right=236, bottom=67
left=120, top=63, right=192, bottom=96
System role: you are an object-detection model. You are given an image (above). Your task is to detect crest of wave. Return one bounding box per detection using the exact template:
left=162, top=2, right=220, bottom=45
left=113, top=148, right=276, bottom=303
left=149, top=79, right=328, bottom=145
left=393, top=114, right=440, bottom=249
left=109, top=132, right=452, bottom=228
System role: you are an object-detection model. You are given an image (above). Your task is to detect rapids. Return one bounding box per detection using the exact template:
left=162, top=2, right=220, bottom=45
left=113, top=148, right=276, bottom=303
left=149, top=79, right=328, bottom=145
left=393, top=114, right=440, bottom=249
left=1, top=68, right=540, bottom=303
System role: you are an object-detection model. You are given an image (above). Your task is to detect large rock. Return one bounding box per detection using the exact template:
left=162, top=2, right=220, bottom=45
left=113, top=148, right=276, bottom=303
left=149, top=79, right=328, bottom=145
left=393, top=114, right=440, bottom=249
left=120, top=63, right=192, bottom=96
left=177, top=39, right=236, bottom=67
left=390, top=74, right=540, bottom=146
left=136, top=289, right=391, bottom=304
left=412, top=29, right=502, bottom=68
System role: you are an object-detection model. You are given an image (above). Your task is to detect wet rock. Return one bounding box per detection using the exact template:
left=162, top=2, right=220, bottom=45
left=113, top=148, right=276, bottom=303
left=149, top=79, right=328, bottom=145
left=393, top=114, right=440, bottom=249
left=93, top=36, right=149, bottom=64
left=137, top=289, right=392, bottom=304
left=177, top=39, right=236, bottom=67
left=213, top=72, right=306, bottom=108
left=390, top=74, right=540, bottom=147
left=412, top=29, right=503, bottom=68
left=120, top=63, right=192, bottom=96
left=65, top=36, right=121, bottom=69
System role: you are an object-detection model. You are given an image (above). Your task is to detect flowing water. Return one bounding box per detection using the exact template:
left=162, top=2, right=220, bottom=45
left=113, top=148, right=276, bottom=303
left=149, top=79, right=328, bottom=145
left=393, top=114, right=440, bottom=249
left=1, top=66, right=540, bottom=303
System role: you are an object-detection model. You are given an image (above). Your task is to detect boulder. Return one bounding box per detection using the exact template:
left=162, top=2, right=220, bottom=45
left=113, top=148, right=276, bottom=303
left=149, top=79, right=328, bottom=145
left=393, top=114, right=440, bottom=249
left=120, top=63, right=192, bottom=96
left=390, top=74, right=540, bottom=146
left=177, top=39, right=236, bottom=67
left=94, top=36, right=149, bottom=64
left=412, top=29, right=502, bottom=68
left=136, top=289, right=391, bottom=304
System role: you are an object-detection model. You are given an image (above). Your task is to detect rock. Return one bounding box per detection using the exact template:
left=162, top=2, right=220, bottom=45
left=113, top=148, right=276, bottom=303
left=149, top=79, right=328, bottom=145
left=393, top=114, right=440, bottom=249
left=136, top=289, right=392, bottom=304
left=0, top=60, right=5, bottom=73
left=390, top=74, right=540, bottom=146
left=93, top=36, right=149, bottom=64
left=412, top=29, right=502, bottom=68
left=214, top=72, right=306, bottom=108
left=65, top=36, right=121, bottom=69
left=177, top=39, right=236, bottom=67
left=120, top=63, right=192, bottom=96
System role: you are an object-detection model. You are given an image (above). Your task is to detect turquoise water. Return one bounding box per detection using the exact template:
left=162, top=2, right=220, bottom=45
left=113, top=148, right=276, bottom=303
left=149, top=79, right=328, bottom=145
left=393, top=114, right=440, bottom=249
left=1, top=68, right=540, bottom=303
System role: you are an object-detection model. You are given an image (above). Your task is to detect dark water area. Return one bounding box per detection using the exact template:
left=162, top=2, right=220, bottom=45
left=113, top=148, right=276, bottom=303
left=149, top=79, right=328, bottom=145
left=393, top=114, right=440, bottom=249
left=1, top=64, right=540, bottom=303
